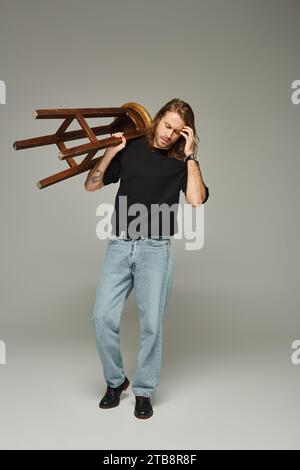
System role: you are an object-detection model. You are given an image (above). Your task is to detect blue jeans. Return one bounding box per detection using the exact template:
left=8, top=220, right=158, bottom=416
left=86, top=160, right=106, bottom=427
left=90, top=236, right=174, bottom=398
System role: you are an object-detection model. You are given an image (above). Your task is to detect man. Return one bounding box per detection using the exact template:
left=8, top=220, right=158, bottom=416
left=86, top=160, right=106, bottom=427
left=85, top=98, right=209, bottom=419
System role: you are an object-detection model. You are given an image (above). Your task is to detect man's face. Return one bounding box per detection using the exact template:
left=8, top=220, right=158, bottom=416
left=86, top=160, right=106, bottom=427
left=153, top=111, right=185, bottom=149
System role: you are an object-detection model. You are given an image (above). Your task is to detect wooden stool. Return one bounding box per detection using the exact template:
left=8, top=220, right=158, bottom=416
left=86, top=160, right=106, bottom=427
left=13, top=102, right=152, bottom=189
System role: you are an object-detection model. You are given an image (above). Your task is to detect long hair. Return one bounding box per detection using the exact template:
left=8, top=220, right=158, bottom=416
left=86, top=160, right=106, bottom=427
left=145, top=98, right=199, bottom=161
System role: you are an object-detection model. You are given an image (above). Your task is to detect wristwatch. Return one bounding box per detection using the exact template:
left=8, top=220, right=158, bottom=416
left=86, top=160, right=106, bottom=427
left=184, top=153, right=199, bottom=163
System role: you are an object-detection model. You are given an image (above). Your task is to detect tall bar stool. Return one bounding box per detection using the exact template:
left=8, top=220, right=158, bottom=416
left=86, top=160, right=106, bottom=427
left=13, top=102, right=152, bottom=189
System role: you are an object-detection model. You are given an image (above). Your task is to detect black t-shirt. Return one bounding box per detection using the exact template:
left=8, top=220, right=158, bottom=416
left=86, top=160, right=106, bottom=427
left=102, top=135, right=209, bottom=239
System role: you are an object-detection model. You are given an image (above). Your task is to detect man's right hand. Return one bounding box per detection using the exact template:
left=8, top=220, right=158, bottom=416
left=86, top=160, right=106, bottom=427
left=111, top=132, right=127, bottom=154
left=85, top=132, right=126, bottom=191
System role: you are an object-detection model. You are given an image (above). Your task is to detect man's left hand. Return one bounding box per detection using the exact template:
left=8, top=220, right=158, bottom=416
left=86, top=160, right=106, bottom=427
left=180, top=125, right=196, bottom=157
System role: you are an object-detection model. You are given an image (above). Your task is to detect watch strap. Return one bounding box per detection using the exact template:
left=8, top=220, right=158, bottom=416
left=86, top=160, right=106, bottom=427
left=184, top=153, right=198, bottom=163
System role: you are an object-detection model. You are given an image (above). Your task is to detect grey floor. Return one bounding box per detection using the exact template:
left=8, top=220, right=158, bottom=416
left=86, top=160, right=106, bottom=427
left=1, top=292, right=299, bottom=450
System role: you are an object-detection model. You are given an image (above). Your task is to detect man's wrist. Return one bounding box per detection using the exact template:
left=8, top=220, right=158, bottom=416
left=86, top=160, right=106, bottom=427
left=184, top=152, right=199, bottom=164
left=105, top=147, right=117, bottom=158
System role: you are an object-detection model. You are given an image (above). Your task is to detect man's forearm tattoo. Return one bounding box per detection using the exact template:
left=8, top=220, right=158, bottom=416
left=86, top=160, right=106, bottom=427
left=90, top=168, right=103, bottom=184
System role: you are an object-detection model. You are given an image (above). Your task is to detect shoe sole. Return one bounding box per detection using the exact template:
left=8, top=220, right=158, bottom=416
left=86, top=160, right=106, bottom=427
left=99, top=379, right=130, bottom=409
left=134, top=410, right=153, bottom=419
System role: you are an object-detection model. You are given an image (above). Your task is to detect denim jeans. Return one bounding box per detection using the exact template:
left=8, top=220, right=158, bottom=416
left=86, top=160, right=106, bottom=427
left=90, top=236, right=174, bottom=398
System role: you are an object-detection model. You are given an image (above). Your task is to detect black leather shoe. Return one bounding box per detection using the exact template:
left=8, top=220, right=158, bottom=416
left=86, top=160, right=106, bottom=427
left=99, top=376, right=130, bottom=409
left=134, top=396, right=153, bottom=419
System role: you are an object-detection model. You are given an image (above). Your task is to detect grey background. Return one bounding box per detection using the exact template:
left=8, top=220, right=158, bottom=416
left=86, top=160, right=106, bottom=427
left=0, top=0, right=299, bottom=450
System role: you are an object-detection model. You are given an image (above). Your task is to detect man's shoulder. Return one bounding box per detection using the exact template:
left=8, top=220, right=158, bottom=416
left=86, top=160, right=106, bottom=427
left=130, top=134, right=147, bottom=147
left=126, top=134, right=149, bottom=155
left=122, top=134, right=146, bottom=152
left=113, top=135, right=146, bottom=161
